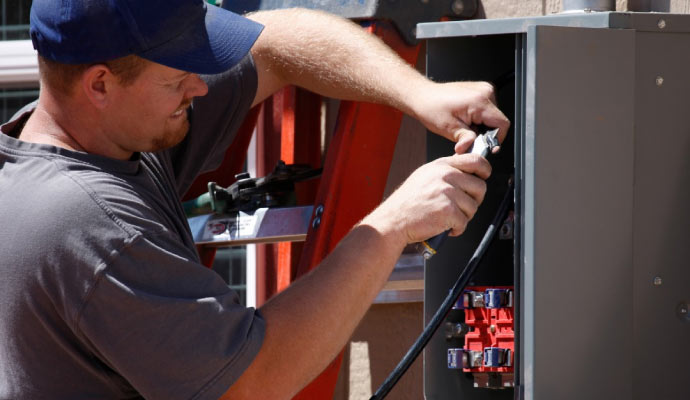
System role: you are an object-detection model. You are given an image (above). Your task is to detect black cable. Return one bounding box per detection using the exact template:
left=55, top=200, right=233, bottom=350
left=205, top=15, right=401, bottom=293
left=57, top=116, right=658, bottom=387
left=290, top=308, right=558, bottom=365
left=370, top=180, right=514, bottom=400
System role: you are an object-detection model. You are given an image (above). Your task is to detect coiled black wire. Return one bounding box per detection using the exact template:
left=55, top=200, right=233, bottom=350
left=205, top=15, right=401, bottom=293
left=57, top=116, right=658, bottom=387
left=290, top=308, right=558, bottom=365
left=370, top=180, right=514, bottom=400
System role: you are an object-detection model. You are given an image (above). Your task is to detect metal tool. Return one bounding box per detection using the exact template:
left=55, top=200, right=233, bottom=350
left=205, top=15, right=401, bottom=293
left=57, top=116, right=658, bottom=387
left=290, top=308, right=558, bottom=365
left=183, top=160, right=322, bottom=217
left=418, top=126, right=500, bottom=260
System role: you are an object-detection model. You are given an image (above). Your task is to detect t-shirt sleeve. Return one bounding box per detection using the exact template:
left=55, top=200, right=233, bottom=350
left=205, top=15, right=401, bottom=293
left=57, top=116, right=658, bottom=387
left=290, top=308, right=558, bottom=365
left=167, top=53, right=258, bottom=197
left=74, top=232, right=265, bottom=400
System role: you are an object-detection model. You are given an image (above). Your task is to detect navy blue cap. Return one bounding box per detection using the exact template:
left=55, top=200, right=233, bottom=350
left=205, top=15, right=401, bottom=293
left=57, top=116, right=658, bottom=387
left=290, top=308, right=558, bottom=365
left=30, top=0, right=264, bottom=75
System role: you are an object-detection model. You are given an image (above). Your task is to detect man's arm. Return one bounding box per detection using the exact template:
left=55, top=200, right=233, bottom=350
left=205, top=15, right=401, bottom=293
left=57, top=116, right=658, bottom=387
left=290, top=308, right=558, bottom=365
left=247, top=8, right=510, bottom=148
left=221, top=9, right=507, bottom=399
left=222, top=142, right=491, bottom=400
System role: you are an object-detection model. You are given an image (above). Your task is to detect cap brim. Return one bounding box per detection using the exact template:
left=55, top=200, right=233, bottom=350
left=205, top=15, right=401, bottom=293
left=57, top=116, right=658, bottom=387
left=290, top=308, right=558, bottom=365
left=138, top=5, right=263, bottom=75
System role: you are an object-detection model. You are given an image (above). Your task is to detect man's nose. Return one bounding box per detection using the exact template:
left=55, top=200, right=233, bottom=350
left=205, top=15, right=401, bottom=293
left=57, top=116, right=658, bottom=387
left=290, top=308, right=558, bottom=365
left=186, top=74, right=209, bottom=98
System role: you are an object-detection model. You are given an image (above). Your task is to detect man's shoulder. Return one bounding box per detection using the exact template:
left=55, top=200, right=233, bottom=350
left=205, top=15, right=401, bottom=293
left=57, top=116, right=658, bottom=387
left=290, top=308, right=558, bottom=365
left=7, top=154, right=141, bottom=242
left=52, top=155, right=179, bottom=238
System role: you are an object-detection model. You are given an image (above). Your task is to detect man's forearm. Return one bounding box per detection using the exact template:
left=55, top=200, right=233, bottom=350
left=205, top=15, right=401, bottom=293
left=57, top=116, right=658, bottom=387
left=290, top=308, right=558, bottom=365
left=222, top=218, right=407, bottom=400
left=248, top=8, right=427, bottom=117
left=248, top=8, right=510, bottom=145
left=221, top=150, right=491, bottom=400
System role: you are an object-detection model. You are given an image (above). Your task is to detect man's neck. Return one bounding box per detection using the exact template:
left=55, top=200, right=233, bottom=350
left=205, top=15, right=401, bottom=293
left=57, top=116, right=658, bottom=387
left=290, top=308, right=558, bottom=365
left=20, top=106, right=87, bottom=153
left=18, top=97, right=134, bottom=160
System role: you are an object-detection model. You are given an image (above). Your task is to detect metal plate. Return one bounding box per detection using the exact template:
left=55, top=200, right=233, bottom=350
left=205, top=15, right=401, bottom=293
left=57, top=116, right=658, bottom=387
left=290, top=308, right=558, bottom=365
left=630, top=30, right=690, bottom=400
left=524, top=25, right=635, bottom=400
left=417, top=12, right=690, bottom=39
left=188, top=206, right=313, bottom=246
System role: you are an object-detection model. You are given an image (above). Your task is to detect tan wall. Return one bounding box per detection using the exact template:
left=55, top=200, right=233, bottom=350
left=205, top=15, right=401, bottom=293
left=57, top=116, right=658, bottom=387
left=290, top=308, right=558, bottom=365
left=333, top=1, right=690, bottom=399
left=334, top=303, right=425, bottom=400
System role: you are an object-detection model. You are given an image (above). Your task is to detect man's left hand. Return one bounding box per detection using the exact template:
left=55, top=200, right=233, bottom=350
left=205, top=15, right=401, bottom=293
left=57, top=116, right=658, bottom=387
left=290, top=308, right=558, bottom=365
left=410, top=81, right=510, bottom=153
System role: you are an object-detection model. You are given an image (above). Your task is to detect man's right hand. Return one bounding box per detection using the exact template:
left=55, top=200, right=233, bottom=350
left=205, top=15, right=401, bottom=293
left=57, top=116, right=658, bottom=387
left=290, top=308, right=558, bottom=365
left=361, top=140, right=492, bottom=245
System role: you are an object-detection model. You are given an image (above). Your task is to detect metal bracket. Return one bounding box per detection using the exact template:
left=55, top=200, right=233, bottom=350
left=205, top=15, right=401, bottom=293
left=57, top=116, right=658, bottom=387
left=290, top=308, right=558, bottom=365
left=461, top=290, right=485, bottom=308
left=222, top=0, right=478, bottom=44
left=206, top=160, right=321, bottom=214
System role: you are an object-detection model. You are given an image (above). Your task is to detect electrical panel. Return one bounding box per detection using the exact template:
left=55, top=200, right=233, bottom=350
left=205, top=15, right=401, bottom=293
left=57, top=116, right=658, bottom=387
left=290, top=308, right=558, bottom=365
left=447, top=286, right=515, bottom=389
left=420, top=12, right=690, bottom=400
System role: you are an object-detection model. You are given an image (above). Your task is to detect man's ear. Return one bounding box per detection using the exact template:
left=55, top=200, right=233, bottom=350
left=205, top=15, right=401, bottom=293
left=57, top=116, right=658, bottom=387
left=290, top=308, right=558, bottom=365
left=81, top=64, right=115, bottom=109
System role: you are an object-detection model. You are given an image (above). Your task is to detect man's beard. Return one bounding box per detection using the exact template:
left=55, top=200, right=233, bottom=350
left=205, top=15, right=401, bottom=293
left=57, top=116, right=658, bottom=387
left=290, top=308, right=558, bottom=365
left=150, top=113, right=190, bottom=151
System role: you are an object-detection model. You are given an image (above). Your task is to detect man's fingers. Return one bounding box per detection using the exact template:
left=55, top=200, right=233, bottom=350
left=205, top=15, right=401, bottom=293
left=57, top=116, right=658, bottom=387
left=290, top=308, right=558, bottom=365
left=443, top=153, right=492, bottom=180
left=445, top=184, right=482, bottom=237
left=444, top=170, right=487, bottom=205
left=454, top=127, right=477, bottom=153
left=480, top=103, right=511, bottom=144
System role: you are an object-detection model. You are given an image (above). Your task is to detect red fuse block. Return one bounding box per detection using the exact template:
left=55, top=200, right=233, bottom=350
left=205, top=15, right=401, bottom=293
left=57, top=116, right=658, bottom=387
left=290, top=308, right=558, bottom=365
left=462, top=286, right=514, bottom=382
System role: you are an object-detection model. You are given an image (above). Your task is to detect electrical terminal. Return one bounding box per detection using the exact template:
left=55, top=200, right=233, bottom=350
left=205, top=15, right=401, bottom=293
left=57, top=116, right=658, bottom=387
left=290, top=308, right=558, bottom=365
left=447, top=286, right=515, bottom=389
left=447, top=348, right=483, bottom=369
left=444, top=322, right=471, bottom=340
left=483, top=347, right=512, bottom=367
left=460, top=290, right=485, bottom=308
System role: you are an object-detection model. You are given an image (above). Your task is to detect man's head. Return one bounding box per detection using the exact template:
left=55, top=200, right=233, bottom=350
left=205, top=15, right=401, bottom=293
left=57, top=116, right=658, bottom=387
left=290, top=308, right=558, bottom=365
left=38, top=55, right=148, bottom=97
left=36, top=52, right=211, bottom=157
left=30, top=0, right=263, bottom=75
left=29, top=0, right=263, bottom=157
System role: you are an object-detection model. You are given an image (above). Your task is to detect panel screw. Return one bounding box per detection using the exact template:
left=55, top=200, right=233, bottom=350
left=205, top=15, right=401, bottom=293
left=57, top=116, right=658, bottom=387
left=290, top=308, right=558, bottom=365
left=490, top=325, right=496, bottom=333
left=312, top=205, right=324, bottom=229
left=677, top=303, right=689, bottom=321
left=653, top=276, right=663, bottom=286
left=656, top=76, right=664, bottom=86
left=658, top=19, right=666, bottom=29
left=451, top=0, right=464, bottom=15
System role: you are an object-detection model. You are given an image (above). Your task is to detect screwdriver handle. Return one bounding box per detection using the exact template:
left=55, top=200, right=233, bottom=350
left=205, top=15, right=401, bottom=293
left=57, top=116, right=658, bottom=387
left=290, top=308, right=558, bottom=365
left=419, top=230, right=450, bottom=260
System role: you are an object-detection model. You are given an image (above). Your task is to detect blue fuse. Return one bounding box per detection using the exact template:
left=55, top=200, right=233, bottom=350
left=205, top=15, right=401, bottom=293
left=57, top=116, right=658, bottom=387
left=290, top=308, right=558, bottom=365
left=447, top=348, right=463, bottom=369
left=483, top=347, right=511, bottom=367
left=484, top=288, right=513, bottom=309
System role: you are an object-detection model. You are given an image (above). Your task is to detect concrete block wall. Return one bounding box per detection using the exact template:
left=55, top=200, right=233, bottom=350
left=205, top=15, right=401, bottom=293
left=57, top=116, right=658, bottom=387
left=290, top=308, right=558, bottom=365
left=333, top=1, right=690, bottom=399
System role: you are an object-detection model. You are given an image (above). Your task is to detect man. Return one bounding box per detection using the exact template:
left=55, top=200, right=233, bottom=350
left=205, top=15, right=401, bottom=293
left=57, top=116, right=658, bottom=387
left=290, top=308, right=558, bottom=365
left=0, top=0, right=509, bottom=399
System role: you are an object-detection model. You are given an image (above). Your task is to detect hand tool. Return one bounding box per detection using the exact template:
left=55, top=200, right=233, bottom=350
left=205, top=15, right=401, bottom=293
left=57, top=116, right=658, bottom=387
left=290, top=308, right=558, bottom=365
left=418, top=126, right=500, bottom=259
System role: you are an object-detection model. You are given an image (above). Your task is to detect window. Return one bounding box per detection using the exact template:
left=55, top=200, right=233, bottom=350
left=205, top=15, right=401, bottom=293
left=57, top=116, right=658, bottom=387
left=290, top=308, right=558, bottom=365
left=0, top=88, right=38, bottom=122
left=1, top=0, right=31, bottom=40
left=1, top=1, right=37, bottom=118
left=212, top=247, right=249, bottom=306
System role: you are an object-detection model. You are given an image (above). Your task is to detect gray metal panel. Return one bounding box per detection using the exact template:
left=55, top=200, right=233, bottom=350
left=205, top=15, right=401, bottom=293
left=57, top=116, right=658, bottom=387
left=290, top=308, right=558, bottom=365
left=524, top=25, right=635, bottom=399
left=417, top=12, right=690, bottom=39
left=631, top=31, right=690, bottom=400
left=513, top=32, right=527, bottom=396
left=423, top=33, right=516, bottom=400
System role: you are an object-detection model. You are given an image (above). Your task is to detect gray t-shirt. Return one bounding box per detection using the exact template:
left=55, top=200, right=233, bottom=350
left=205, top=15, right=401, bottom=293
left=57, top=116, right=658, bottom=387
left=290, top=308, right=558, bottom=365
left=0, top=55, right=265, bottom=400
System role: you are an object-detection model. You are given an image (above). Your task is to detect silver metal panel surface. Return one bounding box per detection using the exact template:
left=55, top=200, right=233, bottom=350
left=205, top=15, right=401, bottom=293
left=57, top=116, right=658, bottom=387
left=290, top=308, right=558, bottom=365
left=417, top=12, right=690, bottom=39
left=631, top=31, right=690, bottom=400
left=188, top=206, right=313, bottom=246
left=524, top=25, right=635, bottom=399
left=562, top=0, right=615, bottom=12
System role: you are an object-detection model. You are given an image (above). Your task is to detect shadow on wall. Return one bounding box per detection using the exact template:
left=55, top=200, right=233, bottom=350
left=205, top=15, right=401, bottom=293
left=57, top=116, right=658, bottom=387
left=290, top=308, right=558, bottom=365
left=628, top=0, right=672, bottom=11
left=334, top=303, right=424, bottom=400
